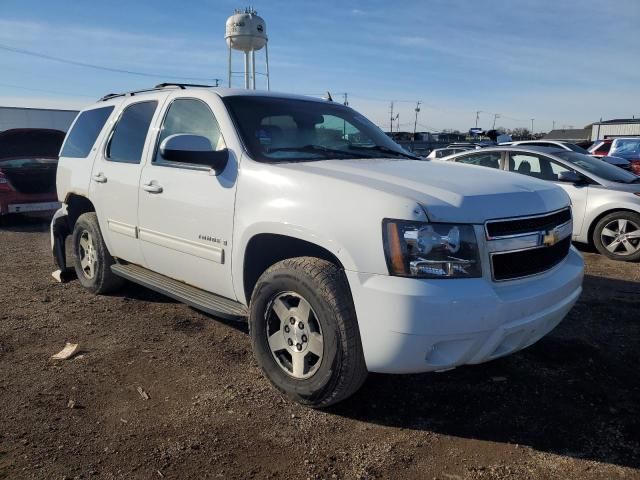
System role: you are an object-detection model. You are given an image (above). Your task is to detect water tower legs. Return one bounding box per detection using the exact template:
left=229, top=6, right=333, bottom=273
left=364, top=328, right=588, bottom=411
left=228, top=46, right=232, bottom=88
left=265, top=43, right=270, bottom=91
left=244, top=51, right=250, bottom=89
left=251, top=50, right=256, bottom=90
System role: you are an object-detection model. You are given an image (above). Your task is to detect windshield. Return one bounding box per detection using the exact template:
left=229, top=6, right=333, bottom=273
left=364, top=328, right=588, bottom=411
left=554, top=151, right=639, bottom=183
left=564, top=143, right=590, bottom=154
left=223, top=96, right=417, bottom=163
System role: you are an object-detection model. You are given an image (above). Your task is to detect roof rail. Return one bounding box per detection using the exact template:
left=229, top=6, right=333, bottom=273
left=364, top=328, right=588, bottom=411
left=154, top=82, right=214, bottom=89
left=99, top=83, right=214, bottom=102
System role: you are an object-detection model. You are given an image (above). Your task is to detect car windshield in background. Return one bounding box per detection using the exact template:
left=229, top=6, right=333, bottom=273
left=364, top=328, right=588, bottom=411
left=555, top=151, right=639, bottom=183
left=223, top=96, right=417, bottom=163
left=564, top=143, right=590, bottom=154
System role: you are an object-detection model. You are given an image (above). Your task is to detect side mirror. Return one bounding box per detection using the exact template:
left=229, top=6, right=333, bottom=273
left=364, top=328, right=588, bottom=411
left=160, top=134, right=228, bottom=175
left=557, top=170, right=583, bottom=184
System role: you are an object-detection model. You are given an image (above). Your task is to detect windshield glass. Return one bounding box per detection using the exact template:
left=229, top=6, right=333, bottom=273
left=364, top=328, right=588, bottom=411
left=223, top=96, right=416, bottom=163
left=554, top=151, right=639, bottom=183
left=564, top=143, right=590, bottom=154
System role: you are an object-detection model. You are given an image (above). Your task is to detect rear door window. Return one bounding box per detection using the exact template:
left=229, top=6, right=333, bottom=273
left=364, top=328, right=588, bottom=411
left=455, top=151, right=502, bottom=169
left=60, top=106, right=114, bottom=158
left=106, top=101, right=158, bottom=164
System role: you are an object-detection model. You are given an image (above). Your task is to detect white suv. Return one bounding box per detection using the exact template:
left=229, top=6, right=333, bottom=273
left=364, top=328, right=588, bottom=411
left=51, top=84, right=584, bottom=407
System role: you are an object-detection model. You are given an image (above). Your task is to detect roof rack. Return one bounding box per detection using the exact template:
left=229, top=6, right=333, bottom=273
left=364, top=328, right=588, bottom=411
left=99, top=83, right=214, bottom=102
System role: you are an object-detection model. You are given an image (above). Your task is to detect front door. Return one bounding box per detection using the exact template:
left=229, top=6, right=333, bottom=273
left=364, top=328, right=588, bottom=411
left=89, top=99, right=161, bottom=265
left=137, top=94, right=238, bottom=300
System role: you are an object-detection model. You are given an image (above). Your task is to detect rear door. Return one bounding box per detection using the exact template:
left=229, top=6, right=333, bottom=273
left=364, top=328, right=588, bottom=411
left=89, top=97, right=163, bottom=264
left=137, top=92, right=238, bottom=299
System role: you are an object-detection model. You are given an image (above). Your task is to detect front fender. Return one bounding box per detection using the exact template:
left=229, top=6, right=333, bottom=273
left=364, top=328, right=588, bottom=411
left=231, top=221, right=357, bottom=305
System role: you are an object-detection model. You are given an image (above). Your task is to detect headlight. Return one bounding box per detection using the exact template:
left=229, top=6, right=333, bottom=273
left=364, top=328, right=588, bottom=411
left=382, top=219, right=481, bottom=278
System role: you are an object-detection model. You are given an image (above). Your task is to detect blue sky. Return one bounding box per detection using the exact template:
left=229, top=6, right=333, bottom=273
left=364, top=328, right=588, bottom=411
left=0, top=0, right=638, bottom=132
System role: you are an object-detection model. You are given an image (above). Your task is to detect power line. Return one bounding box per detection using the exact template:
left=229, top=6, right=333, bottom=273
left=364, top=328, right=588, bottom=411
left=0, top=42, right=221, bottom=83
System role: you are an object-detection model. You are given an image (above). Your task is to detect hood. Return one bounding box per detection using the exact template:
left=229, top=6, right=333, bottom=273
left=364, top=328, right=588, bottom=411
left=280, top=158, right=570, bottom=223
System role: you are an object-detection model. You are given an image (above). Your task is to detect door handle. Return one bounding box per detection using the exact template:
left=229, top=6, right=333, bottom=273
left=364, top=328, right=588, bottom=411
left=92, top=173, right=107, bottom=183
left=142, top=182, right=163, bottom=194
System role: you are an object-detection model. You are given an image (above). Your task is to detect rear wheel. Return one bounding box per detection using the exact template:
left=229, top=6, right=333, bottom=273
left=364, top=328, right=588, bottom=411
left=72, top=212, right=124, bottom=293
left=249, top=257, right=368, bottom=407
left=593, top=211, right=640, bottom=262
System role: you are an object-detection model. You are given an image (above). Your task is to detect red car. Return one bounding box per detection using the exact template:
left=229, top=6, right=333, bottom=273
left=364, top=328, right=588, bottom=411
left=0, top=128, right=65, bottom=220
left=589, top=139, right=613, bottom=157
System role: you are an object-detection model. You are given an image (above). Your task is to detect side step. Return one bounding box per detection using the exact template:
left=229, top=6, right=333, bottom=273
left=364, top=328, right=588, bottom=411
left=111, top=263, right=248, bottom=319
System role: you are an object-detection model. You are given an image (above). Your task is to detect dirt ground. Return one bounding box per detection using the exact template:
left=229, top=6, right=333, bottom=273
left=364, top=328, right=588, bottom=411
left=0, top=216, right=639, bottom=480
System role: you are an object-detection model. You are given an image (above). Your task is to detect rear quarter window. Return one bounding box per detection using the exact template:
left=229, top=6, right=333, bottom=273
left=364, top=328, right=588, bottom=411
left=60, top=106, right=114, bottom=158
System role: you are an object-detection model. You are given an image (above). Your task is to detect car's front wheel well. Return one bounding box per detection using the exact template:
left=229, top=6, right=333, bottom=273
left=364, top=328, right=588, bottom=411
left=243, top=234, right=345, bottom=303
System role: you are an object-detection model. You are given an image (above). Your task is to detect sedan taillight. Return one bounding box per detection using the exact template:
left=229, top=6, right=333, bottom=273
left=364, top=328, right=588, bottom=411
left=0, top=169, right=13, bottom=191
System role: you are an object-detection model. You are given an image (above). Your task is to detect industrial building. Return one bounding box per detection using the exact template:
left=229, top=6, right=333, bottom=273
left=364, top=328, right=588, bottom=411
left=590, top=118, right=640, bottom=141
left=0, top=106, right=78, bottom=133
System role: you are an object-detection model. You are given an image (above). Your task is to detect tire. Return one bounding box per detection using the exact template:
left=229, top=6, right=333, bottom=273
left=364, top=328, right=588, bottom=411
left=249, top=257, right=368, bottom=408
left=71, top=212, right=124, bottom=294
left=592, top=211, right=640, bottom=262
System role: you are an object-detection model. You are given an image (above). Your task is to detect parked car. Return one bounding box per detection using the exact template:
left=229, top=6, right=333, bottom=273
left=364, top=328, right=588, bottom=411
left=588, top=139, right=612, bottom=157
left=607, top=138, right=640, bottom=174
left=425, top=147, right=471, bottom=159
left=0, top=128, right=65, bottom=220
left=51, top=84, right=583, bottom=406
left=506, top=140, right=632, bottom=171
left=445, top=146, right=640, bottom=261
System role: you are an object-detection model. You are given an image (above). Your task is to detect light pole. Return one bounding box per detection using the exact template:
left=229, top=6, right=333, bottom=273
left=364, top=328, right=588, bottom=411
left=492, top=113, right=500, bottom=129
left=530, top=118, right=535, bottom=136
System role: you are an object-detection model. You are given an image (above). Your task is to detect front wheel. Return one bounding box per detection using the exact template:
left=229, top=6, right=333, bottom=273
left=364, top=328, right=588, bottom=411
left=592, top=211, right=640, bottom=262
left=249, top=257, right=368, bottom=407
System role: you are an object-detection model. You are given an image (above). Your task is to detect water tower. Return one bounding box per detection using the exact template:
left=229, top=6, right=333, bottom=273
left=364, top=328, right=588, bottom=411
left=225, top=8, right=270, bottom=90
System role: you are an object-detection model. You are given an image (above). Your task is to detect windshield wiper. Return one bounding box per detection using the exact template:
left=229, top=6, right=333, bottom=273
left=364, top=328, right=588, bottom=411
left=348, top=145, right=420, bottom=159
left=266, top=144, right=371, bottom=159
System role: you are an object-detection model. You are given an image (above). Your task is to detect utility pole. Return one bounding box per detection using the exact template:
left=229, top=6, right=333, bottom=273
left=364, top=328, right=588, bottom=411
left=342, top=93, right=349, bottom=106
left=552, top=120, right=555, bottom=130
left=396, top=113, right=400, bottom=133
left=413, top=101, right=421, bottom=141
left=475, top=110, right=482, bottom=128
left=530, top=118, right=535, bottom=135
left=389, top=102, right=394, bottom=133
left=492, top=113, right=500, bottom=129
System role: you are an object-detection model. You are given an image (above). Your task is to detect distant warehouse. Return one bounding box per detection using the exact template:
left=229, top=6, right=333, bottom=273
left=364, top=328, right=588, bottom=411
left=0, top=106, right=78, bottom=133
left=591, top=118, right=640, bottom=141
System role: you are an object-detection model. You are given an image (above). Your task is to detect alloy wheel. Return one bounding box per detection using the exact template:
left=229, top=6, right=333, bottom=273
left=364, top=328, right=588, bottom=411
left=78, top=230, right=98, bottom=279
left=600, top=218, right=640, bottom=256
left=265, top=291, right=324, bottom=379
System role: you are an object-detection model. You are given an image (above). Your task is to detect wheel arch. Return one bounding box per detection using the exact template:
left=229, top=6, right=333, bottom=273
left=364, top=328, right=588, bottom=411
left=241, top=232, right=348, bottom=305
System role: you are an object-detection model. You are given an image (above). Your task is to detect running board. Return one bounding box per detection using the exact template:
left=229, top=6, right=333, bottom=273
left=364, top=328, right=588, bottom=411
left=111, top=263, right=248, bottom=319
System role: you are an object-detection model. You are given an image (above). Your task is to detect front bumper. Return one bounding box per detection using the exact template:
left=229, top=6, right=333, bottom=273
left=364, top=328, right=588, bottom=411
left=347, top=246, right=584, bottom=373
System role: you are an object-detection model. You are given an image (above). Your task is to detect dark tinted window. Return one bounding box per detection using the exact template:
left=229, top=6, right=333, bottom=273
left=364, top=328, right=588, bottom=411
left=155, top=99, right=225, bottom=164
left=0, top=129, right=65, bottom=159
left=60, top=107, right=113, bottom=158
left=455, top=151, right=502, bottom=169
left=107, top=101, right=157, bottom=164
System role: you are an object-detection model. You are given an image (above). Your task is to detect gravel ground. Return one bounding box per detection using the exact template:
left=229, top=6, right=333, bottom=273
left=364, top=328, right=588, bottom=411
left=0, top=216, right=639, bottom=480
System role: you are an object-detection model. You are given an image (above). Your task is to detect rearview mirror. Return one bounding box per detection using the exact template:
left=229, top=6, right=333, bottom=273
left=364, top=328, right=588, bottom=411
left=160, top=134, right=228, bottom=175
left=557, top=171, right=583, bottom=184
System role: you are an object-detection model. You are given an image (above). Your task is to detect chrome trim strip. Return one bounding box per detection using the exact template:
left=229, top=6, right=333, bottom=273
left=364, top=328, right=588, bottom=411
left=484, top=207, right=571, bottom=240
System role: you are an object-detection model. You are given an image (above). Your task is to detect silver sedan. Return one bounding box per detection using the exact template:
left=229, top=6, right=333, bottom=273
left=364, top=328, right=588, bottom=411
left=443, top=146, right=640, bottom=261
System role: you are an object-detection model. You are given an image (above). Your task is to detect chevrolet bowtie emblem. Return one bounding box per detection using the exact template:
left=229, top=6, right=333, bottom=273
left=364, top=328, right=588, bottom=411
left=542, top=229, right=560, bottom=247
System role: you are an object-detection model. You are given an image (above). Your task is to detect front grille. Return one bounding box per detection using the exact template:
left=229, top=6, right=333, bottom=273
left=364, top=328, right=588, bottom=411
left=492, top=236, right=571, bottom=281
left=486, top=209, right=571, bottom=238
